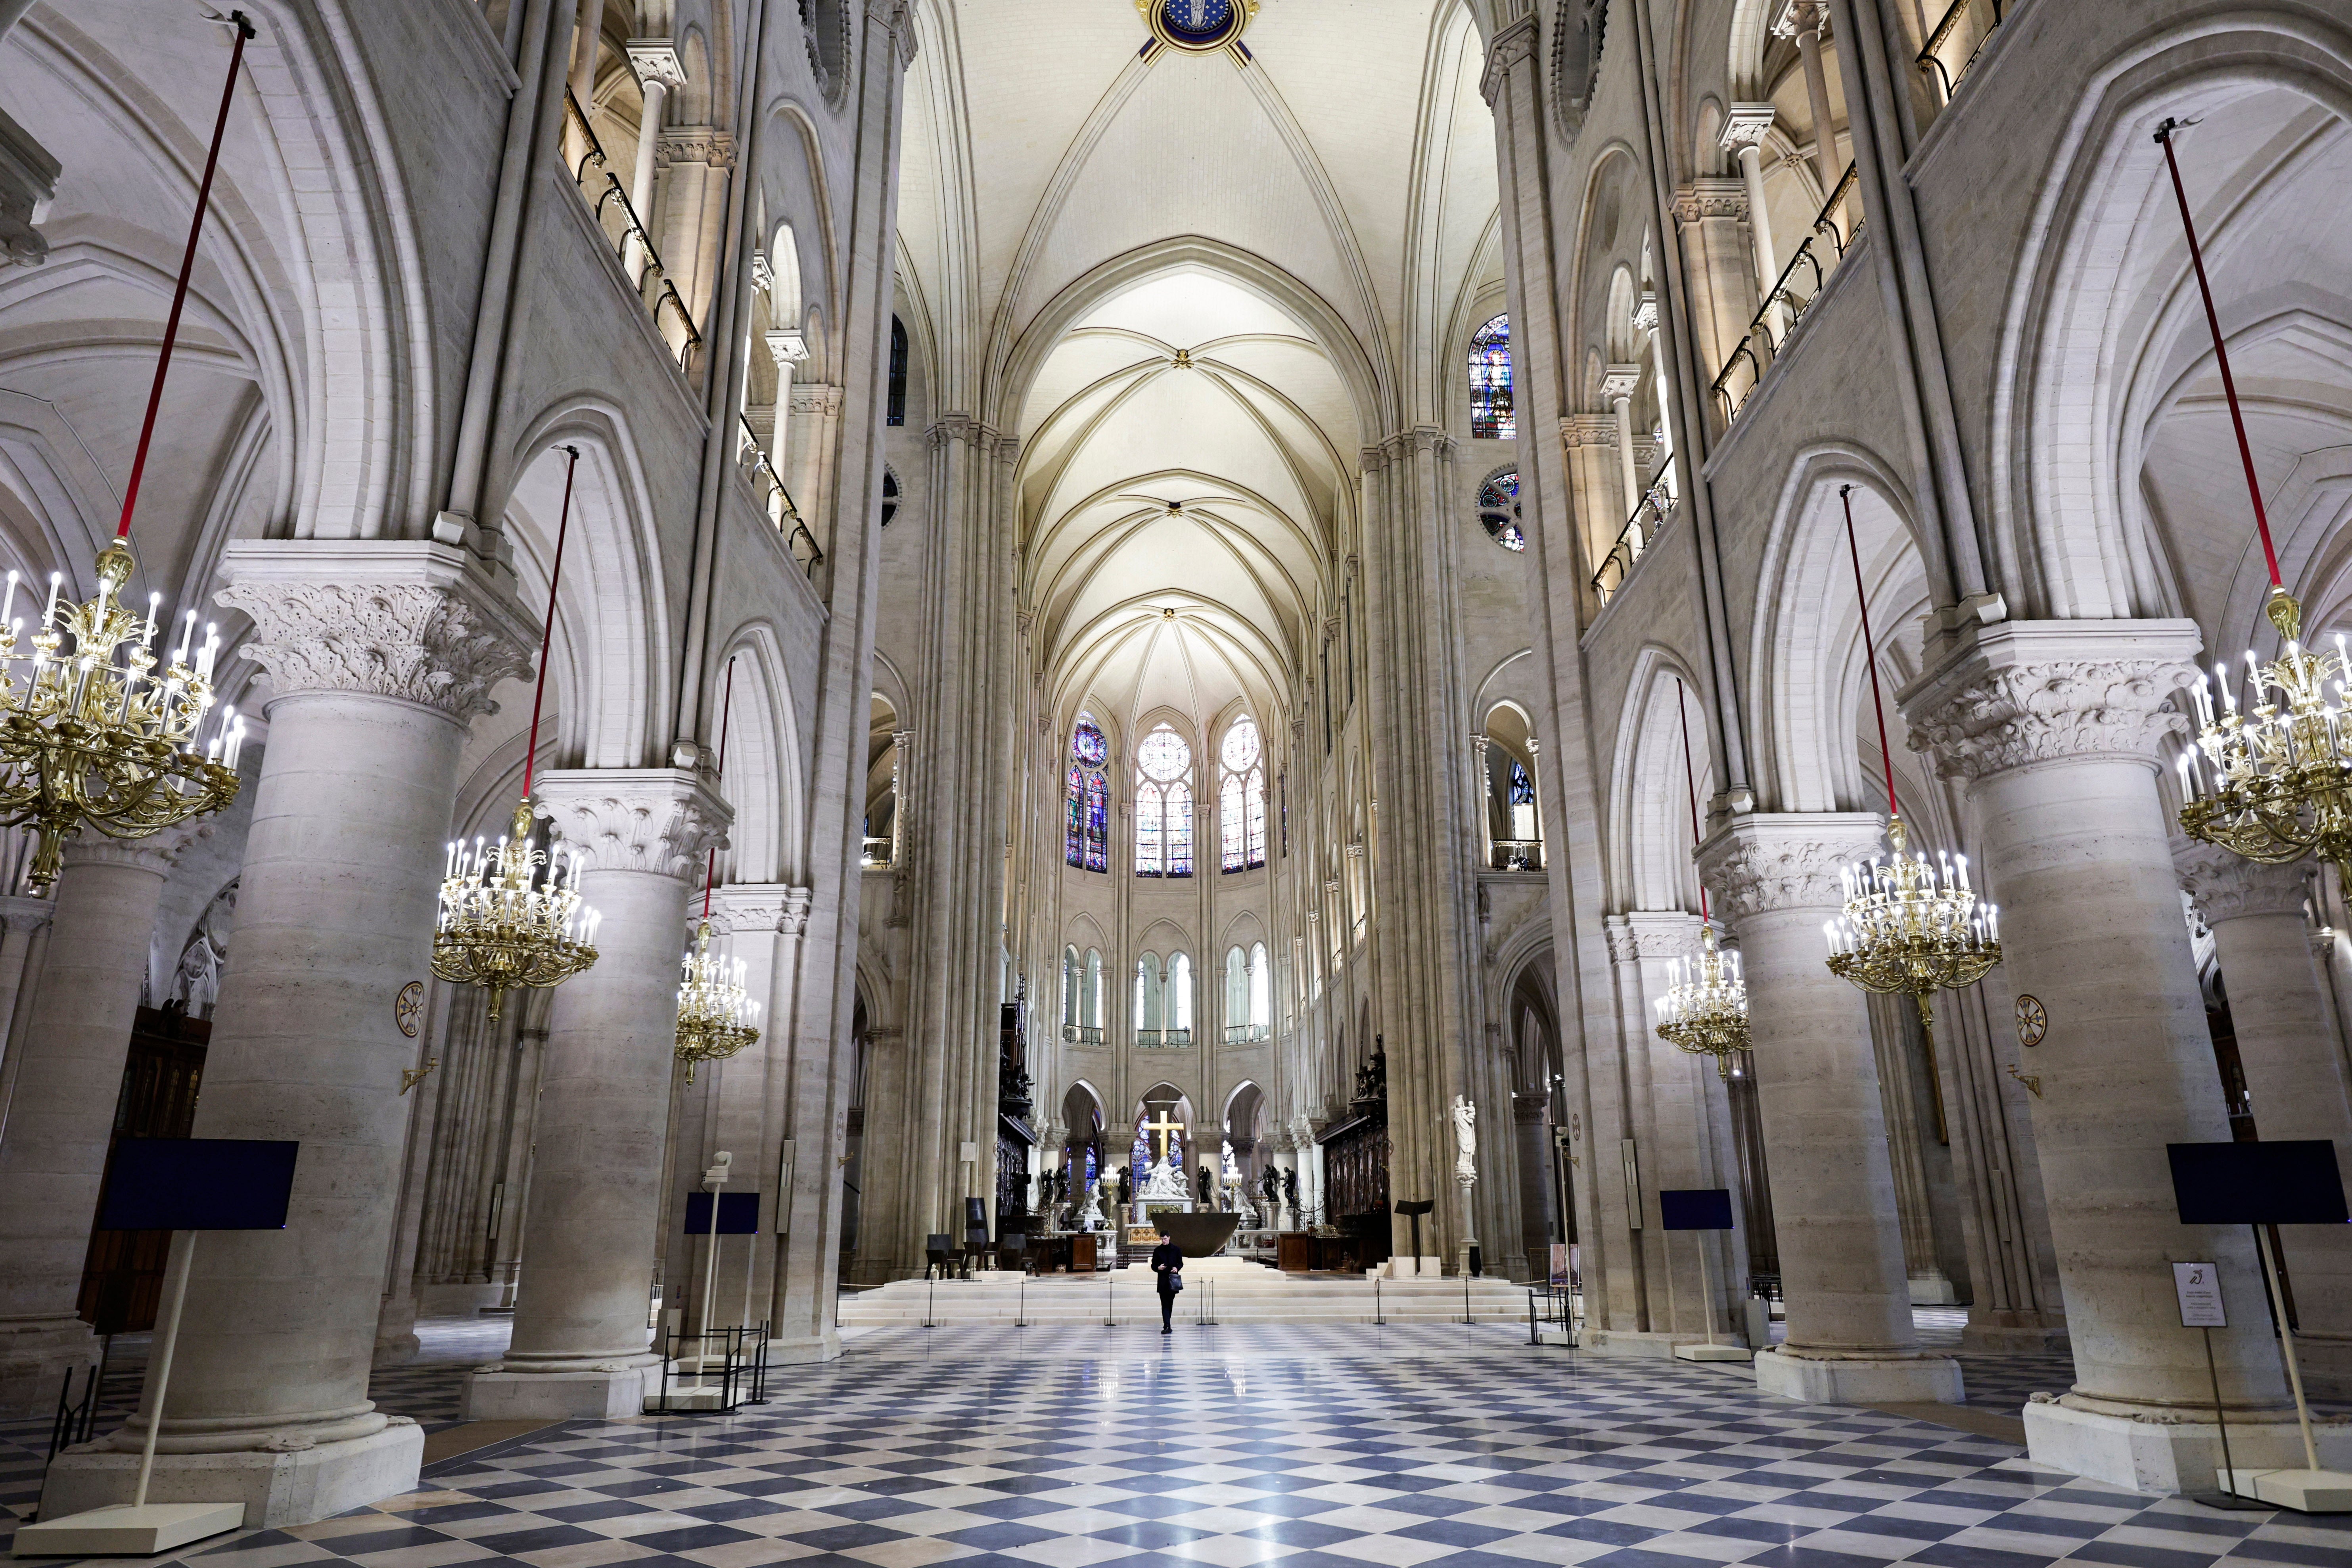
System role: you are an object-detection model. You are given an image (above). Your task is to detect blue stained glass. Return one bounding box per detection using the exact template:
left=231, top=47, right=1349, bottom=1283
left=1469, top=314, right=1515, bottom=441
left=1072, top=716, right=1108, bottom=767
left=1478, top=470, right=1524, bottom=553
left=1160, top=0, right=1233, bottom=40
left=1085, top=774, right=1110, bottom=872
left=1066, top=764, right=1085, bottom=867
left=1509, top=759, right=1535, bottom=805
left=1168, top=781, right=1193, bottom=877
left=1136, top=782, right=1163, bottom=875
left=1070, top=714, right=1111, bottom=872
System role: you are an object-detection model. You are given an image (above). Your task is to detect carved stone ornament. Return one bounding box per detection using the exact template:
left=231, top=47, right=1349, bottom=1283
left=216, top=541, right=535, bottom=723
left=1901, top=620, right=2202, bottom=784
left=1695, top=812, right=1886, bottom=921
left=534, top=768, right=732, bottom=880
left=708, top=882, right=816, bottom=936
left=2174, top=840, right=2310, bottom=925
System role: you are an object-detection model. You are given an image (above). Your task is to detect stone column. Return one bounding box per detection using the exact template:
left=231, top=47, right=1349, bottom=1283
left=1721, top=104, right=1787, bottom=337
left=1776, top=0, right=1843, bottom=194
left=2176, top=844, right=2352, bottom=1386
left=0, top=890, right=56, bottom=1127
left=40, top=542, right=533, bottom=1527
left=1603, top=367, right=1643, bottom=527
left=1698, top=813, right=1962, bottom=1403
left=462, top=769, right=728, bottom=1420
left=1906, top=620, right=2320, bottom=1490
left=0, top=828, right=203, bottom=1415
left=764, top=329, right=808, bottom=470
left=622, top=40, right=685, bottom=284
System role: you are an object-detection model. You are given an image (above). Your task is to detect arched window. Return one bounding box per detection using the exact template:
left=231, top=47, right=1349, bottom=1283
left=1062, top=945, right=1081, bottom=1031
left=1477, top=471, right=1524, bottom=552
left=1469, top=314, right=1514, bottom=440
left=1065, top=714, right=1109, bottom=871
left=1064, top=944, right=1103, bottom=1042
left=1248, top=942, right=1270, bottom=1034
left=1135, top=951, right=1164, bottom=1043
left=886, top=316, right=908, bottom=426
left=1083, top=948, right=1103, bottom=1031
left=880, top=468, right=899, bottom=527
left=1224, top=947, right=1248, bottom=1041
left=1134, top=723, right=1193, bottom=877
left=1167, top=953, right=1193, bottom=1041
left=1218, top=716, right=1266, bottom=871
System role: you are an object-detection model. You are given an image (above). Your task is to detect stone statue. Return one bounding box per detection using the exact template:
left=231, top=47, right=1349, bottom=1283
left=1283, top=1166, right=1298, bottom=1214
left=1197, top=1164, right=1213, bottom=1205
left=1117, top=1165, right=1132, bottom=1208
left=1451, top=1095, right=1477, bottom=1185
left=1139, top=1154, right=1188, bottom=1202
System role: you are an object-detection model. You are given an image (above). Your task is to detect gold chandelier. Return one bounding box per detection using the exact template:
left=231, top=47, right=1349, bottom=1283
left=0, top=547, right=242, bottom=889
left=2154, top=121, right=2349, bottom=881
left=433, top=800, right=600, bottom=1022
left=1820, top=486, right=2000, bottom=1036
left=675, top=918, right=759, bottom=1083
left=0, top=15, right=256, bottom=891
left=1654, top=924, right=1750, bottom=1077
left=430, top=445, right=600, bottom=1022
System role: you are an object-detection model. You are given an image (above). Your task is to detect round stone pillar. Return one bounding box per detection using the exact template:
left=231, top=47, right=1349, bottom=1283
left=2175, top=843, right=2352, bottom=1385
left=0, top=830, right=194, bottom=1415
left=1697, top=812, right=1963, bottom=1404
left=1907, top=619, right=2320, bottom=1491
left=461, top=768, right=727, bottom=1420
left=38, top=542, right=534, bottom=1528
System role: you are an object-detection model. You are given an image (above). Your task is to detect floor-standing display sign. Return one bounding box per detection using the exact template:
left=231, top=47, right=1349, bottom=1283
left=2168, top=1140, right=2352, bottom=1511
left=1659, top=1188, right=1751, bottom=1362
left=17, top=1138, right=298, bottom=1556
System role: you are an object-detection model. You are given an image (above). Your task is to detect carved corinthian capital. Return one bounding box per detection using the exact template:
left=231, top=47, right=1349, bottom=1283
left=2174, top=840, right=2310, bottom=925
left=709, top=881, right=816, bottom=936
left=1696, top=812, right=1886, bottom=921
left=216, top=541, right=535, bottom=724
left=1900, top=620, right=2202, bottom=784
left=535, top=768, right=732, bottom=881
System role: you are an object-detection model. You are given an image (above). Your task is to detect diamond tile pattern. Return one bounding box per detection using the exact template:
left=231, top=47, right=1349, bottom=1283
left=5, top=1317, right=2347, bottom=1568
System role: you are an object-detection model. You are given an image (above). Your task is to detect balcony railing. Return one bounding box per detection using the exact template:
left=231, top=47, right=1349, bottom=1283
left=563, top=91, right=702, bottom=373
left=1917, top=0, right=2004, bottom=102
left=1223, top=1024, right=1271, bottom=1044
left=1135, top=1028, right=1192, bottom=1048
left=1709, top=163, right=1863, bottom=425
left=1061, top=1024, right=1105, bottom=1045
left=1490, top=839, right=1543, bottom=872
left=1591, top=479, right=1674, bottom=606
left=860, top=836, right=892, bottom=867
left=736, top=414, right=824, bottom=576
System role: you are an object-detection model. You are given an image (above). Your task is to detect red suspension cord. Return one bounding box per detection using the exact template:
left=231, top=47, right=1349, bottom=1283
left=2155, top=119, right=2282, bottom=592
left=700, top=656, right=737, bottom=919
left=520, top=447, right=580, bottom=804
left=1841, top=484, right=1901, bottom=823
left=1674, top=677, right=1708, bottom=923
left=117, top=12, right=254, bottom=544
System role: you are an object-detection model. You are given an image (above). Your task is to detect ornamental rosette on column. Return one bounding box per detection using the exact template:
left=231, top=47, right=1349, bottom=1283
left=534, top=768, right=732, bottom=882
left=1695, top=812, right=1886, bottom=921
left=1900, top=621, right=2201, bottom=784
left=2174, top=840, right=2311, bottom=925
left=214, top=541, right=535, bottom=724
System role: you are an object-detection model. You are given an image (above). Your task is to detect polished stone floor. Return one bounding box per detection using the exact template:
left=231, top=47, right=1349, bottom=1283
left=4, top=1315, right=2346, bottom=1568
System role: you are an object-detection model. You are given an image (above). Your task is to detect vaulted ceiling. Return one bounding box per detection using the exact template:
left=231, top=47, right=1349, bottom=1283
left=896, top=0, right=1502, bottom=736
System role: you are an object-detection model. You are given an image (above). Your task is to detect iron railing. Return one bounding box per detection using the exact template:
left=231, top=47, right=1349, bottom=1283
left=1591, top=479, right=1674, bottom=605
left=1709, top=162, right=1863, bottom=425
left=646, top=1322, right=771, bottom=1414
left=1135, top=1027, right=1192, bottom=1048
left=1490, top=839, right=1543, bottom=871
left=1062, top=1024, right=1104, bottom=1045
left=1917, top=0, right=2005, bottom=102
left=563, top=91, right=702, bottom=373
left=861, top=836, right=892, bottom=866
left=735, top=413, right=824, bottom=575
left=1223, top=1023, right=1270, bottom=1044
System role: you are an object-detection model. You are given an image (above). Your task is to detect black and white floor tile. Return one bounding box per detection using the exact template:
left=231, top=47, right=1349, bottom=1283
left=4, top=1314, right=2347, bottom=1568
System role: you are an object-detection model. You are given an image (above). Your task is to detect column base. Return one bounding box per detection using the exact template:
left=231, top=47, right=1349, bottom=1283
left=1583, top=1330, right=1726, bottom=1359
left=461, top=1365, right=658, bottom=1420
left=2022, top=1396, right=2352, bottom=1494
left=39, top=1421, right=422, bottom=1530
left=1907, top=1272, right=1962, bottom=1306
left=1961, top=1312, right=2071, bottom=1355
left=0, top=1317, right=98, bottom=1419
left=1755, top=1347, right=1964, bottom=1404
left=768, top=1330, right=842, bottom=1365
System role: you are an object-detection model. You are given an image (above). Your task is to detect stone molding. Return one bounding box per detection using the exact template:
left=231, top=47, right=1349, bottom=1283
left=707, top=882, right=816, bottom=935
left=535, top=769, right=731, bottom=881
left=0, top=105, right=59, bottom=268
left=1901, top=620, right=2201, bottom=784
left=0, top=892, right=52, bottom=934
left=625, top=38, right=687, bottom=89
left=1559, top=413, right=1616, bottom=449
left=63, top=819, right=212, bottom=876
left=1624, top=908, right=1704, bottom=961
left=1512, top=1089, right=1550, bottom=1125
left=1773, top=0, right=1829, bottom=40
left=654, top=126, right=735, bottom=169
left=1672, top=176, right=1748, bottom=226
left=1696, top=811, right=1886, bottom=920
left=216, top=541, right=535, bottom=724
left=1720, top=102, right=1776, bottom=150
left=2174, top=841, right=2310, bottom=925
left=1480, top=12, right=1539, bottom=105
left=1600, top=363, right=1642, bottom=402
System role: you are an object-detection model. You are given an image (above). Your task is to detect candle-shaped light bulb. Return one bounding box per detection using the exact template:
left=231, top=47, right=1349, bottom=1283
left=175, top=609, right=195, bottom=665
left=144, top=592, right=161, bottom=647
left=2247, top=650, right=2262, bottom=707
left=1955, top=853, right=1971, bottom=891
left=2218, top=661, right=2236, bottom=714
left=42, top=573, right=59, bottom=624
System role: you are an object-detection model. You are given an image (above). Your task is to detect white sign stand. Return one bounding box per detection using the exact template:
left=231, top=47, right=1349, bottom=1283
left=2217, top=1230, right=2352, bottom=1512
left=15, top=1234, right=245, bottom=1555
left=1673, top=1231, right=1752, bottom=1362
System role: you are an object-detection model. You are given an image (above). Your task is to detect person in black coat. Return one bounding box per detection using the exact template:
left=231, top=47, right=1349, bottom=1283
left=1150, top=1236, right=1185, bottom=1332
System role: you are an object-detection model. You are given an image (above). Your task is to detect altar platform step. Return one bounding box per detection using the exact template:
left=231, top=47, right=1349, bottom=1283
left=838, top=1266, right=1532, bottom=1326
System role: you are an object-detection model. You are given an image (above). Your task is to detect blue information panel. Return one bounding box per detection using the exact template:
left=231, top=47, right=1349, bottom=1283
left=1657, top=1188, right=1735, bottom=1232
left=2168, top=1141, right=2349, bottom=1227
left=95, top=1139, right=299, bottom=1231
left=684, top=1192, right=761, bottom=1234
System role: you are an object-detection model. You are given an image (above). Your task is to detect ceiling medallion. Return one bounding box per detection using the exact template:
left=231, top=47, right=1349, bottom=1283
left=1141, top=0, right=1256, bottom=55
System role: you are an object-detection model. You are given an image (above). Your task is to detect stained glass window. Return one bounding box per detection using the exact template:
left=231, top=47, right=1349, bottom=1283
left=887, top=317, right=907, bottom=426
left=1478, top=470, right=1524, bottom=552
left=1134, top=723, right=1193, bottom=877
left=1066, top=715, right=1110, bottom=871
left=1469, top=314, right=1514, bottom=440
left=1219, top=715, right=1266, bottom=871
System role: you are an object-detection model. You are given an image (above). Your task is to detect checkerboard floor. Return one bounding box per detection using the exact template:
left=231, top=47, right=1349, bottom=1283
left=7, top=1315, right=2348, bottom=1568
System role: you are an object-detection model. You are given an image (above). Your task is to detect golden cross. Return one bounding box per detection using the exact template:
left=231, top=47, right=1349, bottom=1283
left=1142, top=1111, right=1185, bottom=1160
